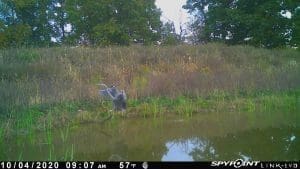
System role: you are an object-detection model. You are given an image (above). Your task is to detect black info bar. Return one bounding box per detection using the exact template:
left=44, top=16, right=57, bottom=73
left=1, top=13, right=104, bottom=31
left=0, top=161, right=298, bottom=169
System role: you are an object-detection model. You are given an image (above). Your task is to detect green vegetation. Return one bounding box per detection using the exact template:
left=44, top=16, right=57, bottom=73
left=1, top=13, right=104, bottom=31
left=1, top=43, right=299, bottom=135
left=1, top=1, right=299, bottom=48
left=0, top=0, right=162, bottom=47
left=0, top=44, right=299, bottom=160
left=184, top=0, right=300, bottom=48
left=0, top=0, right=299, bottom=161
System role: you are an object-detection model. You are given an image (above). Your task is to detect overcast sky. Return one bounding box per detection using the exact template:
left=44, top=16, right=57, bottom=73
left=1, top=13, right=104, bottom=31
left=155, top=1, right=293, bottom=35
left=155, top=0, right=190, bottom=34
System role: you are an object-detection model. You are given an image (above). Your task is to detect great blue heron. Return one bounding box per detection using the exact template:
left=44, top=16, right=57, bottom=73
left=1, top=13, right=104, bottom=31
left=98, top=84, right=127, bottom=112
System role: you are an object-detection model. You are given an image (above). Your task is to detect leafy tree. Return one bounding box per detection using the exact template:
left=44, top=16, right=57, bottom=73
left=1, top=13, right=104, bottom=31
left=92, top=19, right=130, bottom=45
left=184, top=0, right=300, bottom=48
left=0, top=0, right=54, bottom=47
left=289, top=2, right=300, bottom=48
left=66, top=0, right=162, bottom=45
left=5, top=24, right=32, bottom=46
left=50, top=0, right=70, bottom=43
left=0, top=21, right=8, bottom=47
left=114, top=0, right=161, bottom=44
left=160, top=22, right=181, bottom=45
left=0, top=0, right=162, bottom=47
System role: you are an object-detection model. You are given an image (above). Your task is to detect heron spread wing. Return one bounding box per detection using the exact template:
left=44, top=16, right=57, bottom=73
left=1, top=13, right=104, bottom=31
left=97, top=83, right=108, bottom=88
left=109, top=87, right=120, bottom=97
left=98, top=84, right=127, bottom=110
left=106, top=88, right=116, bottom=100
left=98, top=83, right=127, bottom=111
left=99, top=88, right=115, bottom=100
left=99, top=89, right=109, bottom=97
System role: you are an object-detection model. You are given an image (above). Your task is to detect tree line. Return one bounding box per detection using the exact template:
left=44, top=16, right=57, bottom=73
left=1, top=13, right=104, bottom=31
left=0, top=0, right=181, bottom=47
left=184, top=0, right=300, bottom=48
left=0, top=0, right=299, bottom=48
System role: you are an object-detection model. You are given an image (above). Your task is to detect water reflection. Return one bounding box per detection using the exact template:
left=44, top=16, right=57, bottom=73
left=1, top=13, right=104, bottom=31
left=162, top=128, right=299, bottom=161
left=162, top=139, right=195, bottom=161
left=2, top=111, right=299, bottom=161
left=162, top=138, right=218, bottom=161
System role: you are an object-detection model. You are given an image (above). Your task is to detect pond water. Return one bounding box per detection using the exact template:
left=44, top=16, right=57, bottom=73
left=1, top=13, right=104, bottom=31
left=3, top=111, right=300, bottom=161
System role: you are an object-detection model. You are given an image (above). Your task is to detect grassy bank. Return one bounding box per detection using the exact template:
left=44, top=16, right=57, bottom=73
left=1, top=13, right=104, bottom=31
left=0, top=90, right=299, bottom=160
left=0, top=43, right=299, bottom=160
left=0, top=43, right=299, bottom=137
left=3, top=90, right=299, bottom=131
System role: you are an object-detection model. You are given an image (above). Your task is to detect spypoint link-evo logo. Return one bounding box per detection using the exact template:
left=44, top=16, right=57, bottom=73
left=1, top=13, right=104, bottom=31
left=211, top=159, right=260, bottom=168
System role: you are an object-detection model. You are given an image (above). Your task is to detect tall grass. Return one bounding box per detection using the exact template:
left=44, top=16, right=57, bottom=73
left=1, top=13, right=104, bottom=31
left=1, top=43, right=299, bottom=115
left=0, top=43, right=299, bottom=133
